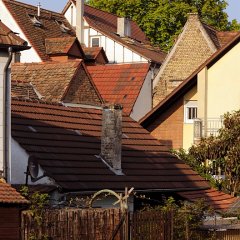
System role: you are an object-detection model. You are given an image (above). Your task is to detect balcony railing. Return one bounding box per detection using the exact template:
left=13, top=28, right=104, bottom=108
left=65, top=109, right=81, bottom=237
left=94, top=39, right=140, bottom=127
left=194, top=118, right=224, bottom=142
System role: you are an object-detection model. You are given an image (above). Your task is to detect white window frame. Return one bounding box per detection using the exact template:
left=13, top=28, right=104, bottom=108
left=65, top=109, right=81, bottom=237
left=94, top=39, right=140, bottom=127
left=91, top=36, right=101, bottom=47
left=184, top=100, right=198, bottom=123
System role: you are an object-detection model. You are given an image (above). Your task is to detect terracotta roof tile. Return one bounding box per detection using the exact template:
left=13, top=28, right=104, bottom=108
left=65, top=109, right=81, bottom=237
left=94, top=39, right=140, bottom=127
left=11, top=81, right=40, bottom=100
left=87, top=63, right=150, bottom=114
left=45, top=37, right=76, bottom=55
left=11, top=99, right=209, bottom=192
left=178, top=189, right=238, bottom=212
left=3, top=0, right=75, bottom=60
left=203, top=23, right=239, bottom=49
left=0, top=179, right=29, bottom=205
left=0, top=20, right=29, bottom=49
left=11, top=60, right=102, bottom=105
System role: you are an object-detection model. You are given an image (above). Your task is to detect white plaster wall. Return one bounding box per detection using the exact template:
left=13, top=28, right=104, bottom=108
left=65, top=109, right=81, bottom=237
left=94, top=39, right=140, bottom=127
left=0, top=52, right=7, bottom=174
left=11, top=138, right=53, bottom=185
left=0, top=1, right=41, bottom=62
left=130, top=70, right=152, bottom=121
left=64, top=3, right=148, bottom=64
left=207, top=42, right=240, bottom=118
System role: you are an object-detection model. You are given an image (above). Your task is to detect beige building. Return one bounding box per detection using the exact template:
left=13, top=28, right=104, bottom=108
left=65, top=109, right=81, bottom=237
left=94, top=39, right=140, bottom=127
left=153, top=13, right=238, bottom=107
left=140, top=32, right=240, bottom=150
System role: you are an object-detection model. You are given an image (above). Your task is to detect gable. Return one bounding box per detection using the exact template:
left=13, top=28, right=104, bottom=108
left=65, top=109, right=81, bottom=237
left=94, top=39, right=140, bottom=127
left=153, top=14, right=218, bottom=106
left=63, top=64, right=103, bottom=105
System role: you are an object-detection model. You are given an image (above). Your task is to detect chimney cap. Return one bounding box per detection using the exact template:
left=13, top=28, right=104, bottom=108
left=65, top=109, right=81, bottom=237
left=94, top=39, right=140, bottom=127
left=103, top=104, right=123, bottom=110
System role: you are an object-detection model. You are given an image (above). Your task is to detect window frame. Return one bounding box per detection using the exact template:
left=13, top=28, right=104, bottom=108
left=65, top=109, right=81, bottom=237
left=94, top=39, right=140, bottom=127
left=184, top=100, right=198, bottom=124
left=91, top=36, right=101, bottom=47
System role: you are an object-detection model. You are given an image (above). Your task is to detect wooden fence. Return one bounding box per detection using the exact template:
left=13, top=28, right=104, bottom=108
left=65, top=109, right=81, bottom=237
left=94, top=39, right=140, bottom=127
left=21, top=208, right=122, bottom=240
left=197, top=229, right=240, bottom=240
left=130, top=210, right=173, bottom=240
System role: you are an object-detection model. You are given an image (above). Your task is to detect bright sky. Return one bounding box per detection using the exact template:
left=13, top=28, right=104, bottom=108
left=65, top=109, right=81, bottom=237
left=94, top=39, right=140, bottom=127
left=17, top=0, right=240, bottom=22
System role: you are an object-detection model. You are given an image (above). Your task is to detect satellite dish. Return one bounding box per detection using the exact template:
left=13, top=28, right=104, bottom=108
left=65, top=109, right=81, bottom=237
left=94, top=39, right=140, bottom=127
left=28, top=156, right=39, bottom=179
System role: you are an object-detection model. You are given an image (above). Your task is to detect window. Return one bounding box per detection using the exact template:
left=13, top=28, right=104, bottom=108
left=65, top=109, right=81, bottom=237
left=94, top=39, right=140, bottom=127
left=91, top=37, right=100, bottom=47
left=184, top=100, right=197, bottom=123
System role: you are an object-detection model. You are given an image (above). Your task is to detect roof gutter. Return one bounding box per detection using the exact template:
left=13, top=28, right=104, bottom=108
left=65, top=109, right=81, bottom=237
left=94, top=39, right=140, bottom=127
left=3, top=47, right=13, bottom=181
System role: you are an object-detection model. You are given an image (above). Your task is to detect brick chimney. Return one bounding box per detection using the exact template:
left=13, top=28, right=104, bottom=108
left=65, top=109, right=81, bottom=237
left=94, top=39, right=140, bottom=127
left=76, top=0, right=84, bottom=43
left=117, top=17, right=131, bottom=37
left=101, top=104, right=123, bottom=175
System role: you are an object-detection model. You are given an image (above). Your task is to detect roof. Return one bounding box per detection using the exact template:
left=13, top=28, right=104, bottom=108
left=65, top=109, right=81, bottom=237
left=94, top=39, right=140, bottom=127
left=63, top=1, right=166, bottom=64
left=11, top=60, right=103, bottom=105
left=11, top=99, right=209, bottom=192
left=0, top=179, right=29, bottom=205
left=140, top=32, right=240, bottom=126
left=87, top=63, right=150, bottom=115
left=83, top=47, right=108, bottom=63
left=178, top=189, right=238, bottom=212
left=0, top=20, right=30, bottom=50
left=11, top=81, right=40, bottom=100
left=2, top=0, right=75, bottom=60
left=202, top=23, right=238, bottom=49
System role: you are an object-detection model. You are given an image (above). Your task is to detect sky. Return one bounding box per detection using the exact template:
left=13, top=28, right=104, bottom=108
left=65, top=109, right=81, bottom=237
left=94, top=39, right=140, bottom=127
left=18, top=0, right=240, bottom=22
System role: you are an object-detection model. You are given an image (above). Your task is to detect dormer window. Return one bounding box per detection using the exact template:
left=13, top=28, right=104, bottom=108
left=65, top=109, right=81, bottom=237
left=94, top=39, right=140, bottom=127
left=55, top=20, right=71, bottom=33
left=28, top=14, right=42, bottom=27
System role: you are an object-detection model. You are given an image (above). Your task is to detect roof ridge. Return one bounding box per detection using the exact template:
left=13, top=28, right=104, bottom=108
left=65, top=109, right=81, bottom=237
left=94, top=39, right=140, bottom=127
left=3, top=0, right=64, bottom=17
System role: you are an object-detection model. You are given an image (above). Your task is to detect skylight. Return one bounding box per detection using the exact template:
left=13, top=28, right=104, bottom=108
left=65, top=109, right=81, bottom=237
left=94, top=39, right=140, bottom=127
left=55, top=20, right=71, bottom=33
left=28, top=14, right=42, bottom=27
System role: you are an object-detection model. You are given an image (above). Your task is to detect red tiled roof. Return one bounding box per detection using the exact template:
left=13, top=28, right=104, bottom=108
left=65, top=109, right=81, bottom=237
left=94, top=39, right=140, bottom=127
left=0, top=20, right=29, bottom=50
left=11, top=81, right=39, bottom=100
left=3, top=0, right=75, bottom=60
left=178, top=189, right=238, bottom=212
left=83, top=47, right=108, bottom=62
left=46, top=37, right=75, bottom=55
left=87, top=63, right=150, bottom=114
left=202, top=23, right=239, bottom=49
left=0, top=179, right=29, bottom=205
left=11, top=60, right=103, bottom=105
left=63, top=1, right=166, bottom=64
left=11, top=99, right=210, bottom=192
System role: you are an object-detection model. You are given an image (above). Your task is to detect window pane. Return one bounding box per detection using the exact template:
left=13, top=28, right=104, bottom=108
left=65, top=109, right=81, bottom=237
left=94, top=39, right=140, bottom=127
left=92, top=38, right=100, bottom=47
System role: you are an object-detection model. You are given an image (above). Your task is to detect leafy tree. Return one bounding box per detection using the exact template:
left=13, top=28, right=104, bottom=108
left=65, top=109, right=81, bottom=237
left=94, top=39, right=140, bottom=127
left=87, top=0, right=240, bottom=51
left=175, top=110, right=240, bottom=196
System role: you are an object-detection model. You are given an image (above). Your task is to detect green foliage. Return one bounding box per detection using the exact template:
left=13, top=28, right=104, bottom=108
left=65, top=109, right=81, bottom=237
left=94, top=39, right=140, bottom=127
left=20, top=186, right=49, bottom=225
left=87, top=0, right=239, bottom=51
left=176, top=110, right=240, bottom=196
left=151, top=197, right=214, bottom=239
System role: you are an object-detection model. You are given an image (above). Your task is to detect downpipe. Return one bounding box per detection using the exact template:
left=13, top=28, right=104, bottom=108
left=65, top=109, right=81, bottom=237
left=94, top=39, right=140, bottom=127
left=3, top=47, right=13, bottom=181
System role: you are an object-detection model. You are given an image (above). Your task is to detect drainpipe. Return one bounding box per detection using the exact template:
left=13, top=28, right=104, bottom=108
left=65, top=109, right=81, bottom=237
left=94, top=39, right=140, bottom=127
left=3, top=47, right=13, bottom=182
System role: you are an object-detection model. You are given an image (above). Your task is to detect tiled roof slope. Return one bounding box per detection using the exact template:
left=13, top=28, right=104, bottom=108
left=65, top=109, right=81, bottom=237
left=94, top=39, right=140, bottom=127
left=46, top=37, right=76, bottom=55
left=64, top=1, right=166, bottom=64
left=11, top=60, right=103, bottom=105
left=11, top=99, right=209, bottom=192
left=87, top=63, right=149, bottom=115
left=203, top=23, right=239, bottom=49
left=178, top=189, right=238, bottom=212
left=0, top=20, right=29, bottom=49
left=0, top=179, right=29, bottom=204
left=83, top=47, right=108, bottom=64
left=3, top=0, right=75, bottom=60
left=11, top=81, right=40, bottom=100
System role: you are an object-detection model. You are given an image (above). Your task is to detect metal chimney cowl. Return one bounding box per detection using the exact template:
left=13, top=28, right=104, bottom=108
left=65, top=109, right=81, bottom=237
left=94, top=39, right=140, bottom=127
left=101, top=104, right=123, bottom=175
